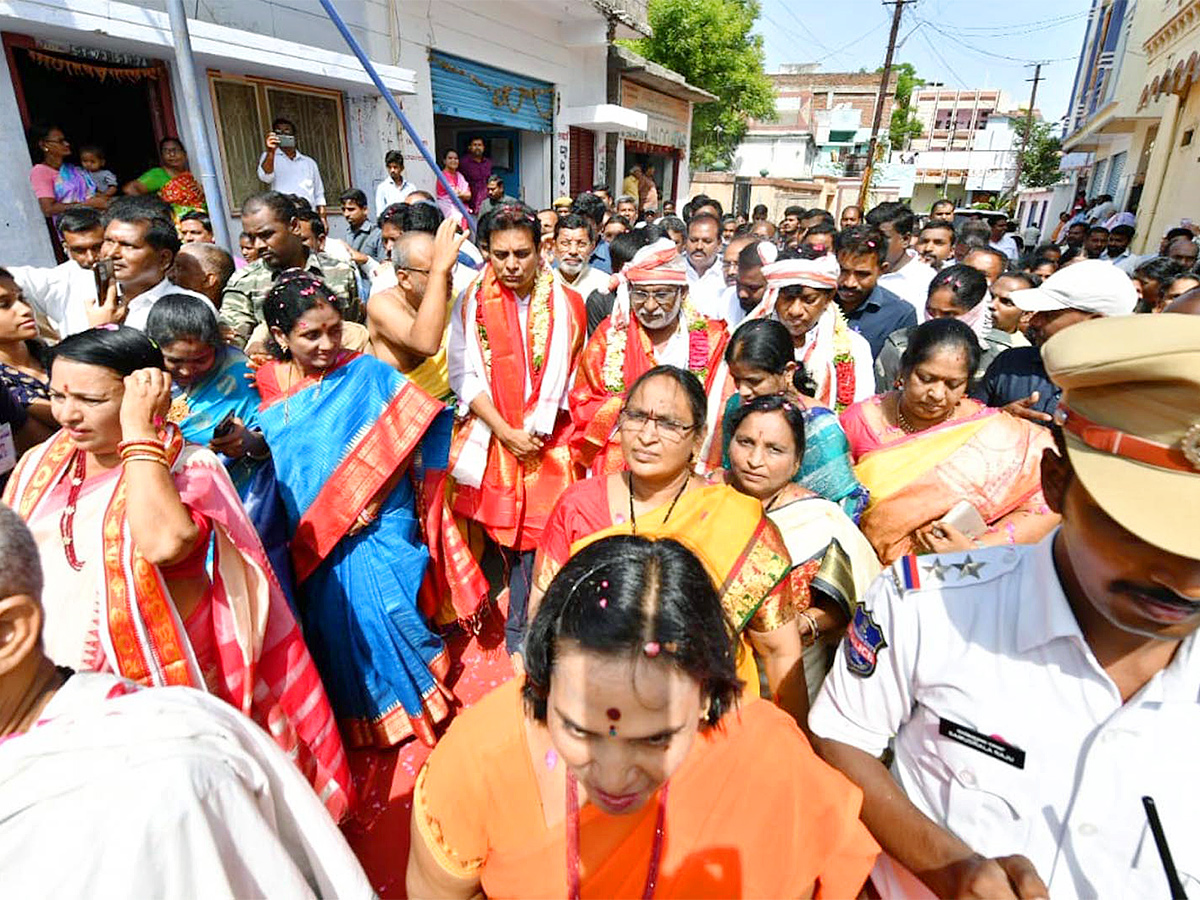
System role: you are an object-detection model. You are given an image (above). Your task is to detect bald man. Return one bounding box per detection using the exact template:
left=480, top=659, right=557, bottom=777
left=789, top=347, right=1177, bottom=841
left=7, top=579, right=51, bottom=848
left=172, top=242, right=235, bottom=309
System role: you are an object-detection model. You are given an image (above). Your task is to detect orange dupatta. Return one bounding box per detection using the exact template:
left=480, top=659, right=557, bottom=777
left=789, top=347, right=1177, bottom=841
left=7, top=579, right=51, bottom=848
left=414, top=678, right=879, bottom=898
left=450, top=265, right=585, bottom=550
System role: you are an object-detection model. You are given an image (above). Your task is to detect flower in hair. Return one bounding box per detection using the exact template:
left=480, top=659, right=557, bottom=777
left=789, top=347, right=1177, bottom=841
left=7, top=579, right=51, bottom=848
left=99, top=323, right=119, bottom=331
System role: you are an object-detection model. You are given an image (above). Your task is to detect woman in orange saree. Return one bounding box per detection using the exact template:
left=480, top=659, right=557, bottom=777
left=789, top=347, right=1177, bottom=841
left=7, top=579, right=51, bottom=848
left=533, top=366, right=806, bottom=725
left=839, top=319, right=1058, bottom=564
left=407, top=536, right=879, bottom=899
left=4, top=326, right=351, bottom=817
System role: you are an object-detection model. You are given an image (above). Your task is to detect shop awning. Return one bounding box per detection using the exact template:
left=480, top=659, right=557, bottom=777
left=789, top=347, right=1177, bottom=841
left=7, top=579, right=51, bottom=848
left=560, top=104, right=648, bottom=133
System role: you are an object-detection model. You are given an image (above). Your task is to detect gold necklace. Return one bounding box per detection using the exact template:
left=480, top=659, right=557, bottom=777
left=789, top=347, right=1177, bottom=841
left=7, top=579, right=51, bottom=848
left=895, top=393, right=951, bottom=433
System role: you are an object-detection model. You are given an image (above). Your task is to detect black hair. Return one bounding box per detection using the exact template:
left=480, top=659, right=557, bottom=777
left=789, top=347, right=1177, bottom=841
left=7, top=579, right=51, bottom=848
left=57, top=206, right=103, bottom=236
left=242, top=191, right=298, bottom=225
left=865, top=201, right=916, bottom=237
left=479, top=201, right=540, bottom=249
left=27, top=124, right=60, bottom=160
left=145, top=294, right=222, bottom=351
left=920, top=220, right=955, bottom=239
left=623, top=365, right=707, bottom=431
left=1110, top=224, right=1136, bottom=239
left=659, top=215, right=686, bottom=237
left=726, top=316, right=792, bottom=372
left=49, top=326, right=165, bottom=378
left=928, top=263, right=987, bottom=310
left=804, top=221, right=837, bottom=239
left=609, top=230, right=645, bottom=272
left=995, top=269, right=1038, bottom=289
left=899, top=318, right=982, bottom=385
left=486, top=174, right=505, bottom=187
left=1066, top=220, right=1090, bottom=233
left=1164, top=226, right=1193, bottom=244
left=78, top=143, right=106, bottom=160
left=1134, top=256, right=1185, bottom=285
left=834, top=224, right=887, bottom=266
left=405, top=201, right=443, bottom=235
left=570, top=192, right=607, bottom=228
left=784, top=205, right=806, bottom=218
left=687, top=211, right=721, bottom=233
left=1088, top=225, right=1109, bottom=236
left=384, top=149, right=404, bottom=168
left=607, top=214, right=631, bottom=232
left=522, top=535, right=741, bottom=728
left=262, top=269, right=343, bottom=359
left=295, top=209, right=326, bottom=238
left=378, top=202, right=409, bottom=231
left=801, top=209, right=835, bottom=226
left=737, top=240, right=769, bottom=269
left=685, top=194, right=723, bottom=219
left=287, top=194, right=313, bottom=213
left=272, top=117, right=296, bottom=133
left=725, top=393, right=807, bottom=463
left=179, top=210, right=213, bottom=233
left=339, top=188, right=368, bottom=207
left=963, top=245, right=1007, bottom=271
left=159, top=136, right=186, bottom=155
left=103, top=195, right=180, bottom=255
left=554, top=212, right=597, bottom=242
left=1058, top=246, right=1085, bottom=265
left=0, top=267, right=11, bottom=281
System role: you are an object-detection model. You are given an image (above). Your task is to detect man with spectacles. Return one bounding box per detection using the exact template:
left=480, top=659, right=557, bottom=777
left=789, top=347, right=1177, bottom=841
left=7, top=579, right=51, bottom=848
left=569, top=237, right=732, bottom=475
left=552, top=213, right=610, bottom=300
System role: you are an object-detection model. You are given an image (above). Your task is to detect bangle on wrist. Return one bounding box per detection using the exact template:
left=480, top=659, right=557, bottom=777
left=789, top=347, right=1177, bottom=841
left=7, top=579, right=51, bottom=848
left=798, top=609, right=820, bottom=647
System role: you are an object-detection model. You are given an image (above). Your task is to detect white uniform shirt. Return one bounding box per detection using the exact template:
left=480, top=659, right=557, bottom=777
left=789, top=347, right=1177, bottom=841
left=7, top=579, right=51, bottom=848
left=810, top=534, right=1200, bottom=900
left=990, top=234, right=1020, bottom=261
left=877, top=250, right=935, bottom=321
left=257, top=149, right=326, bottom=208
left=685, top=258, right=727, bottom=319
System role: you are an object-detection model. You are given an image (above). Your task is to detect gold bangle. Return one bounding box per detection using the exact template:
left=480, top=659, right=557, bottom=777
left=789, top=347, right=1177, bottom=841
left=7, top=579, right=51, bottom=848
left=121, top=454, right=169, bottom=466
left=117, top=438, right=166, bottom=453
left=798, top=609, right=821, bottom=647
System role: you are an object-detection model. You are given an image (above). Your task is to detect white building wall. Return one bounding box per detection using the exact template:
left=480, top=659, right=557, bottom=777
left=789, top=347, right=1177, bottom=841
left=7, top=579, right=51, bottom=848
left=0, top=0, right=610, bottom=264
left=734, top=135, right=813, bottom=179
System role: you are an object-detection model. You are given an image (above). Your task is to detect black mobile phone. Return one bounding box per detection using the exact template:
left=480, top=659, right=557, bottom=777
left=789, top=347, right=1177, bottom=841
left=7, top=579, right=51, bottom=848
left=92, top=258, right=114, bottom=299
left=212, top=409, right=237, bottom=438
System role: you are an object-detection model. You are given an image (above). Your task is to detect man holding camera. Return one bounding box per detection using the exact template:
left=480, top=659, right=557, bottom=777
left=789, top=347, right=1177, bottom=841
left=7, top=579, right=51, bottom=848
left=257, top=117, right=326, bottom=225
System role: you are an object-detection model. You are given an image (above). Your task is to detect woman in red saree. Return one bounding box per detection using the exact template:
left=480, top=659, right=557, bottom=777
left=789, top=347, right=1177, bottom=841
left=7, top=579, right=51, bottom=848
left=839, top=319, right=1058, bottom=564
left=4, top=326, right=351, bottom=818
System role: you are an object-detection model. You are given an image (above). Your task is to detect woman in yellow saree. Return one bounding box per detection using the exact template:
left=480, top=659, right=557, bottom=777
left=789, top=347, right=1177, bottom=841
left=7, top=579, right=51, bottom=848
left=840, top=319, right=1058, bottom=564
left=533, top=365, right=806, bottom=724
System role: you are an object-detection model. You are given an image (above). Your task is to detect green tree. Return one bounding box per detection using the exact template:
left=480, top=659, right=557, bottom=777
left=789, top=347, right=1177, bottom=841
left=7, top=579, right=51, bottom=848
left=622, top=0, right=776, bottom=169
left=880, top=61, right=924, bottom=151
left=1012, top=118, right=1064, bottom=188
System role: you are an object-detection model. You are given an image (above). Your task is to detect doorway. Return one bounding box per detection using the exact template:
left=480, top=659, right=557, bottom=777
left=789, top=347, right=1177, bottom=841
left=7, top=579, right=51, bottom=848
left=434, top=115, right=523, bottom=201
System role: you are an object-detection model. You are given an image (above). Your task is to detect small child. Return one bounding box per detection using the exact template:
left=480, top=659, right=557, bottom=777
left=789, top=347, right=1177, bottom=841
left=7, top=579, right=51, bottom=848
left=78, top=145, right=118, bottom=197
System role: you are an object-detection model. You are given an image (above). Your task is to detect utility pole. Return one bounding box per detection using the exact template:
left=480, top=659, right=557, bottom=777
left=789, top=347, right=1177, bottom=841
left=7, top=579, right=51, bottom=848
left=1010, top=62, right=1044, bottom=205
left=858, top=0, right=907, bottom=209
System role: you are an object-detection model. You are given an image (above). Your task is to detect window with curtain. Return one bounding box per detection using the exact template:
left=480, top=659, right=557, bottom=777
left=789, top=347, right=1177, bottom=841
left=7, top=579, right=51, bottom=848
left=207, top=73, right=350, bottom=211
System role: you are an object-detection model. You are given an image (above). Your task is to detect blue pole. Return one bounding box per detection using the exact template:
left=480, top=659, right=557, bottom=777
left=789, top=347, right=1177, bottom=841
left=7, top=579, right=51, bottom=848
left=317, top=0, right=476, bottom=231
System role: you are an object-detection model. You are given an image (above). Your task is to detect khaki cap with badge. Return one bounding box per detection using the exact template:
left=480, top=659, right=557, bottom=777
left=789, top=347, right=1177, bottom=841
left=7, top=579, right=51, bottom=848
left=1042, top=313, right=1200, bottom=560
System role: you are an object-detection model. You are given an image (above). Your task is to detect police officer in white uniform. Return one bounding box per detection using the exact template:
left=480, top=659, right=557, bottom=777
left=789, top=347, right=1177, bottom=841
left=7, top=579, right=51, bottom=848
left=810, top=312, right=1200, bottom=899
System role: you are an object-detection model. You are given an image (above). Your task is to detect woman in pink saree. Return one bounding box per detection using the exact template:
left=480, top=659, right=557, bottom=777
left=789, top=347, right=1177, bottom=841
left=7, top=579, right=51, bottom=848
left=840, top=319, right=1058, bottom=564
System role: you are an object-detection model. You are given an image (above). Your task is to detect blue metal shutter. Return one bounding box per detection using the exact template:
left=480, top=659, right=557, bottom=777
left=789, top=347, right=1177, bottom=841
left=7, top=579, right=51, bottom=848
left=429, top=51, right=554, bottom=133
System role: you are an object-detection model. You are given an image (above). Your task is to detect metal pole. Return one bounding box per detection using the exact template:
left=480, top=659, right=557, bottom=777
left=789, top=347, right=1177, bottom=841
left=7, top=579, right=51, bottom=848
left=1011, top=63, right=1044, bottom=203
left=164, top=0, right=233, bottom=251
left=858, top=0, right=906, bottom=209
left=317, top=0, right=475, bottom=230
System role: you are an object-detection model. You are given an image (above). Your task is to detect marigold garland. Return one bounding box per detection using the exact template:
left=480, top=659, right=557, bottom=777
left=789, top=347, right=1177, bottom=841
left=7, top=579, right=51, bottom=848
left=475, top=266, right=555, bottom=378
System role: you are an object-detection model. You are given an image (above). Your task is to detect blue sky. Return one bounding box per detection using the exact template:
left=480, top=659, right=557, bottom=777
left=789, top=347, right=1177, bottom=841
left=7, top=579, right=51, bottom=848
left=753, top=0, right=1093, bottom=126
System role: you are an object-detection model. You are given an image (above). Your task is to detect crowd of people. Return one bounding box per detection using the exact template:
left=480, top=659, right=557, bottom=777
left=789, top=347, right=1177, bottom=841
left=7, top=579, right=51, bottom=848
left=3, top=126, right=1200, bottom=898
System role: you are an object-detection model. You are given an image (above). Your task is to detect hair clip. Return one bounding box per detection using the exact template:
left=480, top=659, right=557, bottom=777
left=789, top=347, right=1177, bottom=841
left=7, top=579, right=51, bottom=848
left=98, top=323, right=119, bottom=331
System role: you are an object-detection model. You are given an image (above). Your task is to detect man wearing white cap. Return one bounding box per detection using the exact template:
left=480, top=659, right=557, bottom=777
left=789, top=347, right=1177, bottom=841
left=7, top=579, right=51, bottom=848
left=569, top=238, right=731, bottom=475
left=811, top=314, right=1200, bottom=899
left=981, top=259, right=1137, bottom=423
left=742, top=250, right=875, bottom=412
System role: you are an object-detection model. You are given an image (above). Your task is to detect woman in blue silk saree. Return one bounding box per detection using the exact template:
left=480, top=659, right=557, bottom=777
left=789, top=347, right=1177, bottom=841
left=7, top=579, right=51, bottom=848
left=255, top=271, right=453, bottom=748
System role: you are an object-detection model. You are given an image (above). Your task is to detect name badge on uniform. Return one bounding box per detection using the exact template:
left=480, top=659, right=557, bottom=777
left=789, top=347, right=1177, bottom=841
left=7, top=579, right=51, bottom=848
left=939, top=718, right=1026, bottom=769
left=0, top=423, right=15, bottom=475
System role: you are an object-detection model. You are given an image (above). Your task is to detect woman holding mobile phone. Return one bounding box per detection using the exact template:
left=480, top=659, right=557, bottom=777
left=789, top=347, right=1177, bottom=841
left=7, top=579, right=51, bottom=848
left=839, top=319, right=1059, bottom=564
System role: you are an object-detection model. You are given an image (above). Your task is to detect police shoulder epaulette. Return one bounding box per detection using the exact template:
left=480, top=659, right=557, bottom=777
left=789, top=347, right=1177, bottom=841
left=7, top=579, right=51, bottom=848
left=889, top=548, right=1020, bottom=594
